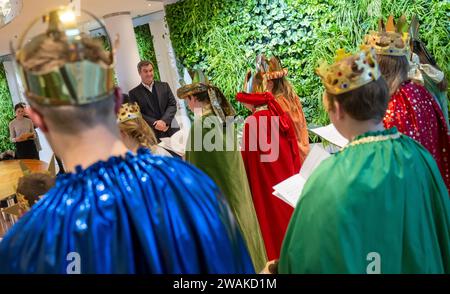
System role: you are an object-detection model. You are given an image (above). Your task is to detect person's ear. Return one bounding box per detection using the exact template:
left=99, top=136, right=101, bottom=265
left=26, top=106, right=48, bottom=133
left=113, top=87, right=123, bottom=114
left=333, top=100, right=346, bottom=120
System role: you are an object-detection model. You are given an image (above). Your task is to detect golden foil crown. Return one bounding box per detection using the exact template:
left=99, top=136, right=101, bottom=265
left=117, top=103, right=142, bottom=123
left=13, top=6, right=115, bottom=106
left=363, top=15, right=410, bottom=57
left=316, top=48, right=381, bottom=95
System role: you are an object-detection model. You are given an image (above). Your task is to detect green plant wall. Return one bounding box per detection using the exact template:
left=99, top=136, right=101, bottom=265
left=166, top=0, right=449, bottom=125
left=0, top=63, right=15, bottom=152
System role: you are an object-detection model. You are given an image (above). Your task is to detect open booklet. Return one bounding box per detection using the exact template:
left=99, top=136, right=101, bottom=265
left=158, top=130, right=189, bottom=157
left=308, top=124, right=348, bottom=148
left=273, top=144, right=331, bottom=207
left=272, top=124, right=349, bottom=207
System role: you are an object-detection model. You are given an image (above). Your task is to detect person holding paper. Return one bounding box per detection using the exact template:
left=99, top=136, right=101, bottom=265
left=278, top=48, right=449, bottom=273
left=363, top=15, right=450, bottom=193
left=177, top=71, right=267, bottom=272
left=237, top=63, right=301, bottom=261
left=9, top=103, right=39, bottom=159
left=0, top=7, right=254, bottom=274
left=264, top=56, right=310, bottom=163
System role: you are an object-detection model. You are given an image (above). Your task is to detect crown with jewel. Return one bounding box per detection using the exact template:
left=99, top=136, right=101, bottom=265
left=316, top=48, right=381, bottom=95
left=363, top=15, right=410, bottom=57
left=117, top=102, right=142, bottom=123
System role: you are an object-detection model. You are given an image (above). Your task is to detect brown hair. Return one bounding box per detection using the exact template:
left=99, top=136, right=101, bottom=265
left=14, top=103, right=25, bottom=111
left=119, top=116, right=157, bottom=152
left=17, top=173, right=55, bottom=206
left=326, top=78, right=390, bottom=123
left=137, top=60, right=154, bottom=73
left=271, top=77, right=300, bottom=107
left=377, top=55, right=409, bottom=95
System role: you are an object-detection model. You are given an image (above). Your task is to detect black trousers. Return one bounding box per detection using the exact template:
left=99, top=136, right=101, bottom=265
left=15, top=140, right=39, bottom=160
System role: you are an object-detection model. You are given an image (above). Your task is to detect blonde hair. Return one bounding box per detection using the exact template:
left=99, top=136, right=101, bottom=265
left=119, top=117, right=158, bottom=152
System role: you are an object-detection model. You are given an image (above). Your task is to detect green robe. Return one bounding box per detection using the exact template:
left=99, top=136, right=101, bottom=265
left=185, top=113, right=267, bottom=271
left=279, top=127, right=450, bottom=274
left=423, top=74, right=449, bottom=129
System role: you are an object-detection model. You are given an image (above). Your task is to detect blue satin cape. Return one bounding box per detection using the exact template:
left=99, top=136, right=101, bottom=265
left=0, top=149, right=254, bottom=273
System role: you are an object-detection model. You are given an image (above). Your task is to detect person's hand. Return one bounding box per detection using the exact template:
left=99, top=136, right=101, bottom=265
left=25, top=132, right=35, bottom=139
left=260, top=259, right=279, bottom=274
left=16, top=133, right=29, bottom=142
left=153, top=120, right=168, bottom=132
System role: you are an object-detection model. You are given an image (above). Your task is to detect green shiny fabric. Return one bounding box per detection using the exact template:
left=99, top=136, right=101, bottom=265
left=185, top=114, right=267, bottom=271
left=423, top=74, right=449, bottom=129
left=279, top=127, right=450, bottom=273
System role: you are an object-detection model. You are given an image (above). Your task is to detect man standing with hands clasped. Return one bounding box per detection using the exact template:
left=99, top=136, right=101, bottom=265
left=129, top=61, right=180, bottom=140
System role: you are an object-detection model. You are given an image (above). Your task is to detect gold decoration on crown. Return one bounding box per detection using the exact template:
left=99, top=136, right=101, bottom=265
left=117, top=103, right=142, bottom=123
left=316, top=48, right=381, bottom=95
left=363, top=15, right=410, bottom=57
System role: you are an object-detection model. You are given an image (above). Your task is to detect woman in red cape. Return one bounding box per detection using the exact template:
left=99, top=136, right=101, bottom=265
left=236, top=90, right=301, bottom=260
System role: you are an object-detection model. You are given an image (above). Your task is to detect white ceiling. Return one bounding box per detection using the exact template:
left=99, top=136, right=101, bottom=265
left=0, top=0, right=166, bottom=56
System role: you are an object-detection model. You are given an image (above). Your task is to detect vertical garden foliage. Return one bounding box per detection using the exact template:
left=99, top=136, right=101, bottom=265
left=166, top=0, right=449, bottom=124
left=0, top=63, right=14, bottom=152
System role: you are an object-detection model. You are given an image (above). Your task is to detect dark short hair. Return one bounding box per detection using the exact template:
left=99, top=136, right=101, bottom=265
left=31, top=95, right=117, bottom=134
left=326, top=77, right=390, bottom=123
left=14, top=103, right=25, bottom=111
left=122, top=93, right=130, bottom=104
left=137, top=60, right=154, bottom=73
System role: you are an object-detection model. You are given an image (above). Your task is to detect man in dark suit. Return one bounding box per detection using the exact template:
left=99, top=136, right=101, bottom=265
left=129, top=61, right=180, bottom=140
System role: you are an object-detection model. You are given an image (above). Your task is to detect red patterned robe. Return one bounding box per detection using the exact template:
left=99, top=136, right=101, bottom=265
left=384, top=81, right=450, bottom=193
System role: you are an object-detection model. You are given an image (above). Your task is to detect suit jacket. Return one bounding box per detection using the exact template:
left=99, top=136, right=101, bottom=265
left=129, top=81, right=180, bottom=139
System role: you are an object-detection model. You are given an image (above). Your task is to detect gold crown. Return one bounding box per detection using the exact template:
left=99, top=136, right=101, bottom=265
left=117, top=103, right=142, bottom=123
left=363, top=15, right=410, bottom=57
left=316, top=48, right=381, bottom=95
left=13, top=6, right=115, bottom=106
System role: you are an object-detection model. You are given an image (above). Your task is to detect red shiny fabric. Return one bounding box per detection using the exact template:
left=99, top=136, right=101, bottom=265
left=384, top=81, right=450, bottom=193
left=238, top=92, right=301, bottom=260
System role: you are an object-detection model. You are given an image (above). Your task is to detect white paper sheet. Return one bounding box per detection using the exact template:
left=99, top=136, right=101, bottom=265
left=309, top=124, right=349, bottom=148
left=272, top=144, right=331, bottom=207
left=158, top=130, right=188, bottom=157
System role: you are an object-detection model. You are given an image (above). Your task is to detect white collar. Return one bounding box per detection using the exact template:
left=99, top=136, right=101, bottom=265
left=142, top=82, right=154, bottom=92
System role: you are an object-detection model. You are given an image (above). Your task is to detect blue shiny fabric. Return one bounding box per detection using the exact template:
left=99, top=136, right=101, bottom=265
left=0, top=149, right=254, bottom=273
